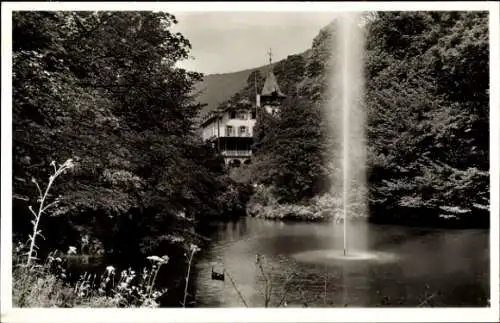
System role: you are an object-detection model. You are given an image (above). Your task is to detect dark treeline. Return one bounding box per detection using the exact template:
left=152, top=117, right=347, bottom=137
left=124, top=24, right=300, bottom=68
left=12, top=11, right=251, bottom=302
left=227, top=12, right=489, bottom=228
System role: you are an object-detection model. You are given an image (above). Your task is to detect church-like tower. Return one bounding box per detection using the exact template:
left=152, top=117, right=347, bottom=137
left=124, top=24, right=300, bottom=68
left=256, top=49, right=286, bottom=116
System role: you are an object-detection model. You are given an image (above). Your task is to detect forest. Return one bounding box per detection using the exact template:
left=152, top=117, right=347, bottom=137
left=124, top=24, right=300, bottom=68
left=11, top=11, right=489, bottom=308
left=231, top=11, right=489, bottom=227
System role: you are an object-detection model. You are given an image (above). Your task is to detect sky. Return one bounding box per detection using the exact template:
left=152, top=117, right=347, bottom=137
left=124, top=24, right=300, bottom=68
left=170, top=12, right=337, bottom=75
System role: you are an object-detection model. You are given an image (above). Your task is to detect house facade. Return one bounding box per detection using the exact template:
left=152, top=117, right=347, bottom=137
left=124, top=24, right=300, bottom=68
left=200, top=67, right=286, bottom=167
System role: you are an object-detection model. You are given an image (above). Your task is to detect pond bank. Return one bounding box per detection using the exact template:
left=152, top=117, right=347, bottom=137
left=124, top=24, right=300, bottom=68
left=245, top=188, right=367, bottom=223
left=246, top=198, right=489, bottom=229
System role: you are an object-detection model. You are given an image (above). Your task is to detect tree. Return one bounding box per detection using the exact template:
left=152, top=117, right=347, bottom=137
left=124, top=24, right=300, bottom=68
left=251, top=97, right=330, bottom=203
left=364, top=11, right=489, bottom=224
left=12, top=11, right=229, bottom=261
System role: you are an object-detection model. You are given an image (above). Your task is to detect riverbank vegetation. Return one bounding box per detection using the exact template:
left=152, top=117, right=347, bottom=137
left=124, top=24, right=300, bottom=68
left=229, top=12, right=489, bottom=228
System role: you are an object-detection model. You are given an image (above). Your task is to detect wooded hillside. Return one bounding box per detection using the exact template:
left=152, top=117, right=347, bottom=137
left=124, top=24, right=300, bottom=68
left=230, top=12, right=489, bottom=227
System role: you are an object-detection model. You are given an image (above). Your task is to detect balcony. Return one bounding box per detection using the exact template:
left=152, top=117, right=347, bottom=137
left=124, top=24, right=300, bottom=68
left=221, top=150, right=252, bottom=157
left=225, top=131, right=252, bottom=138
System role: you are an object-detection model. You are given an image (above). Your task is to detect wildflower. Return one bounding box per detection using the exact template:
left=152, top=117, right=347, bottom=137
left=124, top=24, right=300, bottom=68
left=143, top=298, right=158, bottom=308
left=15, top=242, right=24, bottom=253
left=119, top=282, right=127, bottom=290
left=55, top=257, right=62, bottom=262
left=67, top=246, right=77, bottom=255
left=106, top=265, right=115, bottom=274
left=189, top=244, right=200, bottom=253
left=63, top=159, right=75, bottom=169
left=147, top=255, right=168, bottom=264
left=146, top=255, right=162, bottom=262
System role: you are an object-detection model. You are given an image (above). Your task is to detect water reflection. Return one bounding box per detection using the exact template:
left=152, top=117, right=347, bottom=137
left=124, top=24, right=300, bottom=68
left=193, top=217, right=489, bottom=307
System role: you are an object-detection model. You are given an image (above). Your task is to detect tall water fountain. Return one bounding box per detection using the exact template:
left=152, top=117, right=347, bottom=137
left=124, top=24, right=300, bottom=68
left=293, top=12, right=397, bottom=265
left=336, top=12, right=366, bottom=257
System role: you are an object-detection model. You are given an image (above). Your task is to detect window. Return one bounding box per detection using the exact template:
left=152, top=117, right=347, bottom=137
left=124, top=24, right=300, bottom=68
left=251, top=111, right=256, bottom=119
left=226, top=126, right=234, bottom=136
left=230, top=111, right=236, bottom=119
left=238, top=111, right=247, bottom=120
left=239, top=126, right=247, bottom=137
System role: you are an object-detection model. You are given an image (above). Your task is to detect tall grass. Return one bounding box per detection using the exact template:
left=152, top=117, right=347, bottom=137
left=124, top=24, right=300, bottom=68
left=13, top=247, right=173, bottom=307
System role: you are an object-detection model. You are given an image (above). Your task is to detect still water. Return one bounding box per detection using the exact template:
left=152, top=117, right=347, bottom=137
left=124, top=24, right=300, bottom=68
left=192, top=217, right=489, bottom=307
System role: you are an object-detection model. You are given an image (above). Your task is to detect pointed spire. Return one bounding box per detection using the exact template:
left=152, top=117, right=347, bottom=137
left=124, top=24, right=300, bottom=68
left=261, top=71, right=285, bottom=97
left=260, top=48, right=286, bottom=98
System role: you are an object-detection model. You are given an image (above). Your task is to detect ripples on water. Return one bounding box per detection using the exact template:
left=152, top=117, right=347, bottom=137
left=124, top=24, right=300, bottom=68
left=192, top=217, right=489, bottom=307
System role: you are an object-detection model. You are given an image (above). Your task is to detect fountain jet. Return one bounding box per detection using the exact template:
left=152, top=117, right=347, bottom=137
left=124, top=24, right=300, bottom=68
left=328, top=12, right=366, bottom=256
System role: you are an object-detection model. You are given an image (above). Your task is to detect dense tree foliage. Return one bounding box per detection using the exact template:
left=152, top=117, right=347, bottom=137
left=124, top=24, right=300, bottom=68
left=364, top=12, right=489, bottom=225
left=252, top=97, right=330, bottom=203
left=12, top=11, right=246, bottom=273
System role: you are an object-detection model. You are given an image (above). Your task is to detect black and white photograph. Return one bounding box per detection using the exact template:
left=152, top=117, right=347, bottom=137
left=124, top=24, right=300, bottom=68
left=1, top=1, right=499, bottom=322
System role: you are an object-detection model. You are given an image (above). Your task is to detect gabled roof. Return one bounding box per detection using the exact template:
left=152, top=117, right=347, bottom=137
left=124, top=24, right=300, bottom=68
left=220, top=98, right=253, bottom=112
left=200, top=98, right=254, bottom=126
left=261, top=71, right=286, bottom=98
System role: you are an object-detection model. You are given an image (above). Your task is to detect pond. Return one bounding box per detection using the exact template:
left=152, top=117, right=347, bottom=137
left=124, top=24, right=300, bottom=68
left=192, top=217, right=489, bottom=307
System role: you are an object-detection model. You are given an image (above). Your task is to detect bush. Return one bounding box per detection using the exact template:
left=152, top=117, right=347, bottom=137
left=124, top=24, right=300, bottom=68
left=247, top=185, right=368, bottom=222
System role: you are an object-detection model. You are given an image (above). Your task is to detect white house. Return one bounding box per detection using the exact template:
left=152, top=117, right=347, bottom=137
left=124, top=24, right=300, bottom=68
left=199, top=67, right=286, bottom=167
